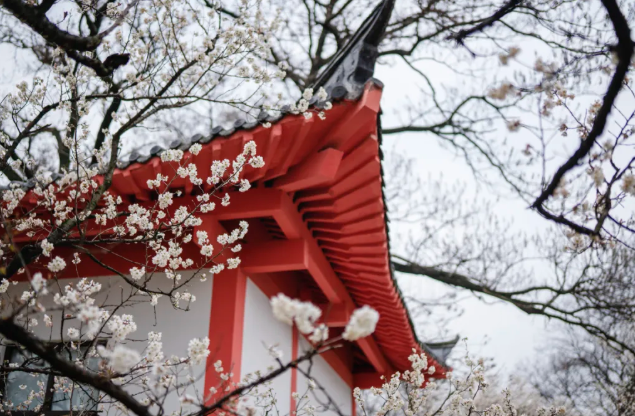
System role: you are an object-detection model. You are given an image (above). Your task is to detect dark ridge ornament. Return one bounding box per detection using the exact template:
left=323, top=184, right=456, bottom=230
left=311, top=0, right=395, bottom=99
left=107, top=1, right=394, bottom=164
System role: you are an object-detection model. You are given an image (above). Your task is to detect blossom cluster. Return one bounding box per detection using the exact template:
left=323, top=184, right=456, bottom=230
left=270, top=294, right=379, bottom=343
left=0, top=134, right=276, bottom=412
left=354, top=346, right=567, bottom=416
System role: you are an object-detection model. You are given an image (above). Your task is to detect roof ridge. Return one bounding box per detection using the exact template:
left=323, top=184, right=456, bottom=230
left=311, top=0, right=395, bottom=98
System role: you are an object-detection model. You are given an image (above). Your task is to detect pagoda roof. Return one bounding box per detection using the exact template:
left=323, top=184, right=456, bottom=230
left=7, top=0, right=456, bottom=381
left=106, top=81, right=453, bottom=378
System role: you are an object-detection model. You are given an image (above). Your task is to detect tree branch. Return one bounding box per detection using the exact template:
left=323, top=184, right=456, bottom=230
left=448, top=0, right=523, bottom=44
left=0, top=0, right=102, bottom=51
left=391, top=256, right=635, bottom=354
left=0, top=317, right=151, bottom=416
left=530, top=0, right=634, bottom=228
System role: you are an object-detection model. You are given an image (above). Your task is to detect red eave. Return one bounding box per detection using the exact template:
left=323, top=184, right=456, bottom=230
left=10, top=81, right=449, bottom=381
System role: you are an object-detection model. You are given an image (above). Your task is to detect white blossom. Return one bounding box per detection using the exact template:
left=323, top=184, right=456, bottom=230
left=180, top=394, right=197, bottom=406
left=249, top=156, right=265, bottom=168
left=47, top=256, right=66, bottom=272
left=316, top=87, right=328, bottom=101
left=146, top=332, right=164, bottom=363
left=108, top=314, right=137, bottom=341
left=342, top=305, right=379, bottom=341
left=0, top=279, right=8, bottom=293
left=588, top=167, right=604, bottom=187
left=226, top=257, right=241, bottom=269
left=158, top=192, right=173, bottom=209
left=40, top=239, right=54, bottom=257
left=622, top=173, right=635, bottom=195
left=161, top=149, right=184, bottom=162
left=99, top=344, right=141, bottom=373
left=151, top=294, right=162, bottom=306
left=130, top=266, right=145, bottom=280
left=187, top=337, right=210, bottom=364
left=270, top=294, right=321, bottom=334
left=308, top=324, right=329, bottom=343
left=239, top=179, right=251, bottom=192
left=30, top=273, right=47, bottom=294
left=200, top=245, right=213, bottom=257
left=302, top=88, right=313, bottom=100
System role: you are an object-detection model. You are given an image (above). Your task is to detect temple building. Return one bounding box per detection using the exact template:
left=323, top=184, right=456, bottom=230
left=2, top=0, right=456, bottom=414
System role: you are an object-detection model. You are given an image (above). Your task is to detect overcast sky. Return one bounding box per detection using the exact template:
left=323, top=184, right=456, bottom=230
left=374, top=60, right=555, bottom=375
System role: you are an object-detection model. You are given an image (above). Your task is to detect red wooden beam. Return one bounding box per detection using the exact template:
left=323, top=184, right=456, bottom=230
left=248, top=272, right=299, bottom=300
left=319, top=303, right=352, bottom=327
left=272, top=191, right=348, bottom=303
left=197, top=191, right=392, bottom=375
left=353, top=372, right=388, bottom=389
left=241, top=239, right=306, bottom=274
left=271, top=192, right=392, bottom=374
left=357, top=336, right=390, bottom=374
left=273, top=148, right=343, bottom=192
left=262, top=116, right=315, bottom=181
left=320, top=346, right=354, bottom=387
left=212, top=188, right=285, bottom=220
left=14, top=188, right=393, bottom=375
left=250, top=125, right=282, bottom=182
left=323, top=85, right=382, bottom=154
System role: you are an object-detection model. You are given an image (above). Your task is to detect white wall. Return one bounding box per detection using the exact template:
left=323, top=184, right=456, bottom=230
left=3, top=273, right=353, bottom=416
left=240, top=278, right=293, bottom=415
left=297, top=339, right=352, bottom=416
left=2, top=271, right=213, bottom=415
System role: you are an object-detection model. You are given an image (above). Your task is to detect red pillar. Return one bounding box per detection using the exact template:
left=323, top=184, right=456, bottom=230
left=205, top=267, right=247, bottom=403
left=290, top=326, right=299, bottom=414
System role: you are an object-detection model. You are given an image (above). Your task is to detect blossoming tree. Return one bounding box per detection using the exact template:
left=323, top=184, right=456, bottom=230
left=0, top=0, right=631, bottom=414
left=0, top=0, right=383, bottom=414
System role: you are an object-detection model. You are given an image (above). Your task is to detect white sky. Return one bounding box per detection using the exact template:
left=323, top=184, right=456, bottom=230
left=374, top=60, right=554, bottom=374
left=373, top=35, right=635, bottom=374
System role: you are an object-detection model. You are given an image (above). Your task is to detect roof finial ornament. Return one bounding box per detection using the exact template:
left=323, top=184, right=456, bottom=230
left=311, top=0, right=395, bottom=99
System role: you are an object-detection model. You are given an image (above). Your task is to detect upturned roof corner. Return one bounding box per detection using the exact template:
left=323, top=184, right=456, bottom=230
left=311, top=0, right=395, bottom=99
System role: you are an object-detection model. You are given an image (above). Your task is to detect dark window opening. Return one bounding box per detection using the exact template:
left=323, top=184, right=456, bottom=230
left=1, top=344, right=101, bottom=414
